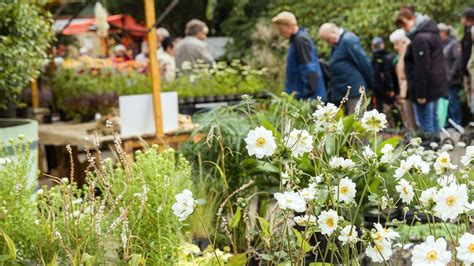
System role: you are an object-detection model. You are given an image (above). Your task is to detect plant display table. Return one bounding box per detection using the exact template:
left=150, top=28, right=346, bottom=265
left=38, top=121, right=199, bottom=183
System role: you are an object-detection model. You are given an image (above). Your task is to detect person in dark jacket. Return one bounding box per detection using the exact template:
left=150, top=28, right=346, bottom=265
left=370, top=37, right=396, bottom=112
left=438, top=23, right=462, bottom=126
left=461, top=7, right=474, bottom=114
left=319, top=23, right=373, bottom=114
left=396, top=8, right=447, bottom=135
left=272, top=11, right=326, bottom=101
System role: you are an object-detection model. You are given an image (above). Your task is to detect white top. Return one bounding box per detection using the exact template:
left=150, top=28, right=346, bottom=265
left=157, top=50, right=176, bottom=82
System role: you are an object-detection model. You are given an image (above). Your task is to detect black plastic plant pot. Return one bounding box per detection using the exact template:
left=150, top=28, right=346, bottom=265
left=196, top=96, right=205, bottom=103
left=178, top=97, right=185, bottom=105
left=216, top=95, right=226, bottom=102
left=185, top=96, right=195, bottom=104
left=225, top=94, right=236, bottom=101
left=403, top=209, right=441, bottom=225
left=364, top=206, right=403, bottom=228
left=205, top=95, right=216, bottom=102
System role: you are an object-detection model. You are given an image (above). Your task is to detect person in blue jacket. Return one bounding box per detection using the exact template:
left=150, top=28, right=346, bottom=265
left=319, top=23, right=374, bottom=114
left=272, top=11, right=327, bottom=101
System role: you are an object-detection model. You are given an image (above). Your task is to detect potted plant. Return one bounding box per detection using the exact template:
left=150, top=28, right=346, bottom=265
left=0, top=0, right=54, bottom=183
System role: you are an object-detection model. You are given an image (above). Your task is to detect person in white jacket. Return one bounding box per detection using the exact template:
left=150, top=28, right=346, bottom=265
left=157, top=37, right=176, bottom=82
left=175, top=19, right=215, bottom=70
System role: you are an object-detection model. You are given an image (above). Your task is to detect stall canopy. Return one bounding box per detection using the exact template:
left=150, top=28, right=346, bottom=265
left=55, top=14, right=147, bottom=36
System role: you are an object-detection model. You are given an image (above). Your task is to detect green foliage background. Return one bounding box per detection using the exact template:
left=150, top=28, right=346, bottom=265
left=0, top=0, right=54, bottom=109
left=223, top=0, right=470, bottom=60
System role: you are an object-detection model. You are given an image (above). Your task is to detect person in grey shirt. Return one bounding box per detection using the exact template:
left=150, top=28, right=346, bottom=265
left=175, top=19, right=215, bottom=70
left=438, top=23, right=462, bottom=125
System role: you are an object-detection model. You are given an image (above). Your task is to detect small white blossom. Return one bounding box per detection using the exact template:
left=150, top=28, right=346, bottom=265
left=274, top=191, right=306, bottom=213
left=434, top=183, right=468, bottom=221
left=361, top=109, right=387, bottom=132
left=330, top=157, right=355, bottom=170
left=365, top=240, right=393, bottom=263
left=317, top=209, right=339, bottom=236
left=334, top=177, right=357, bottom=203
left=172, top=189, right=195, bottom=221
left=461, top=146, right=474, bottom=166
left=437, top=174, right=457, bottom=187
left=394, top=154, right=430, bottom=179
left=456, top=232, right=474, bottom=265
left=284, top=129, right=313, bottom=157
left=294, top=215, right=316, bottom=227
left=419, top=187, right=438, bottom=206
left=338, top=225, right=358, bottom=245
left=372, top=223, right=399, bottom=242
left=363, top=145, right=376, bottom=158
left=244, top=126, right=277, bottom=159
left=433, top=151, right=457, bottom=175
left=299, top=186, right=317, bottom=201
left=411, top=236, right=451, bottom=265
left=395, top=179, right=414, bottom=204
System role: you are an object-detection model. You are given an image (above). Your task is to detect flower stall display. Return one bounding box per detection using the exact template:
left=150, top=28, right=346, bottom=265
left=51, top=60, right=272, bottom=121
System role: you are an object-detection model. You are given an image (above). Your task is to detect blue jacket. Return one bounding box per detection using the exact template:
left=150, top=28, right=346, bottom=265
left=328, top=29, right=373, bottom=102
left=285, top=28, right=326, bottom=101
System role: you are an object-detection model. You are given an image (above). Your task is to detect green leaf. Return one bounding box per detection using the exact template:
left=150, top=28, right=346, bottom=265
left=47, top=252, right=59, bottom=266
left=274, top=250, right=287, bottom=259
left=261, top=116, right=281, bottom=140
left=292, top=228, right=311, bottom=253
left=129, top=254, right=146, bottom=266
left=257, top=216, right=272, bottom=239
left=376, top=136, right=401, bottom=155
left=227, top=253, right=247, bottom=265
left=260, top=253, right=273, bottom=261
left=1, top=231, right=16, bottom=260
left=229, top=207, right=242, bottom=228
left=324, top=135, right=336, bottom=157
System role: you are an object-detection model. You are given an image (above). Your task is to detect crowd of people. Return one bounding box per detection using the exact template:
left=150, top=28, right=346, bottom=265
left=272, top=5, right=474, bottom=139
left=64, top=19, right=216, bottom=82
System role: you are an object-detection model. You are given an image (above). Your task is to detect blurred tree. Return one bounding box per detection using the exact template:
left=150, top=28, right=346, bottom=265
left=0, top=0, right=54, bottom=109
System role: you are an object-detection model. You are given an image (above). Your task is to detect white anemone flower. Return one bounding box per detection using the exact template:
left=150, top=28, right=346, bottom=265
left=313, top=103, right=339, bottom=129
left=419, top=187, right=438, bottom=206
left=394, top=154, right=430, bottom=179
left=363, top=145, right=376, bottom=158
left=433, top=151, right=457, bottom=175
left=461, top=146, right=474, bottom=166
left=330, top=157, right=355, bottom=170
left=380, top=144, right=394, bottom=163
left=457, top=233, right=474, bottom=265
left=365, top=240, right=393, bottom=263
left=411, top=236, right=451, bottom=265
left=317, top=209, right=339, bottom=236
left=434, top=183, right=468, bottom=221
left=285, top=129, right=313, bottom=157
left=437, top=174, right=457, bottom=187
left=244, top=126, right=277, bottom=159
left=334, top=177, right=357, bottom=203
left=172, top=189, right=195, bottom=221
left=361, top=109, right=387, bottom=132
left=395, top=179, right=414, bottom=204
left=299, top=186, right=317, bottom=201
left=372, top=223, right=400, bottom=242
left=274, top=191, right=306, bottom=213
left=338, top=225, right=358, bottom=245
left=293, top=215, right=317, bottom=227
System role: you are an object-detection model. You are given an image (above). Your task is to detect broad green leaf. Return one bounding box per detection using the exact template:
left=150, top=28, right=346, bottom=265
left=260, top=253, right=273, bottom=261
left=227, top=253, right=247, bottom=265
left=324, top=135, right=336, bottom=157
left=195, top=199, right=207, bottom=206
left=229, top=207, right=242, bottom=228
left=261, top=116, right=281, bottom=140
left=292, top=228, right=311, bottom=253
left=1, top=231, right=16, bottom=260
left=376, top=136, right=401, bottom=155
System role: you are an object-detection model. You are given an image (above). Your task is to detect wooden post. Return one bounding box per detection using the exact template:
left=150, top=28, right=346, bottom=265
left=144, top=0, right=164, bottom=137
left=31, top=79, right=39, bottom=108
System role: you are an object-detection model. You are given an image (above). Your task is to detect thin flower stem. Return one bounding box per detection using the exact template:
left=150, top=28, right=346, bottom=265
left=197, top=211, right=221, bottom=265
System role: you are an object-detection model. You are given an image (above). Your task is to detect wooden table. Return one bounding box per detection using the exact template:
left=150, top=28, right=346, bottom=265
left=38, top=121, right=198, bottom=184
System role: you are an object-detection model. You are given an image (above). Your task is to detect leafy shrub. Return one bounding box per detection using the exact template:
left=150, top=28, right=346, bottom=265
left=0, top=0, right=54, bottom=109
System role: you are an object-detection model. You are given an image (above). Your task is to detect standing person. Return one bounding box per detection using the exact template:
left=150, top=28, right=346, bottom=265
left=158, top=37, right=176, bottom=82
left=461, top=7, right=474, bottom=114
left=389, top=29, right=417, bottom=130
left=271, top=11, right=326, bottom=101
left=438, top=23, right=462, bottom=126
left=370, top=37, right=396, bottom=126
left=175, top=19, right=215, bottom=70
left=319, top=23, right=373, bottom=114
left=395, top=7, right=447, bottom=136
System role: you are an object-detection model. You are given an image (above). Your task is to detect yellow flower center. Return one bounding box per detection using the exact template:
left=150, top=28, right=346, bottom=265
left=440, top=157, right=448, bottom=164
left=446, top=195, right=456, bottom=207
left=256, top=137, right=266, bottom=147
left=326, top=218, right=334, bottom=228
left=426, top=250, right=438, bottom=261
left=469, top=243, right=474, bottom=253
left=340, top=186, right=349, bottom=195
left=402, top=186, right=409, bottom=195
left=373, top=232, right=383, bottom=241
left=375, top=243, right=384, bottom=252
